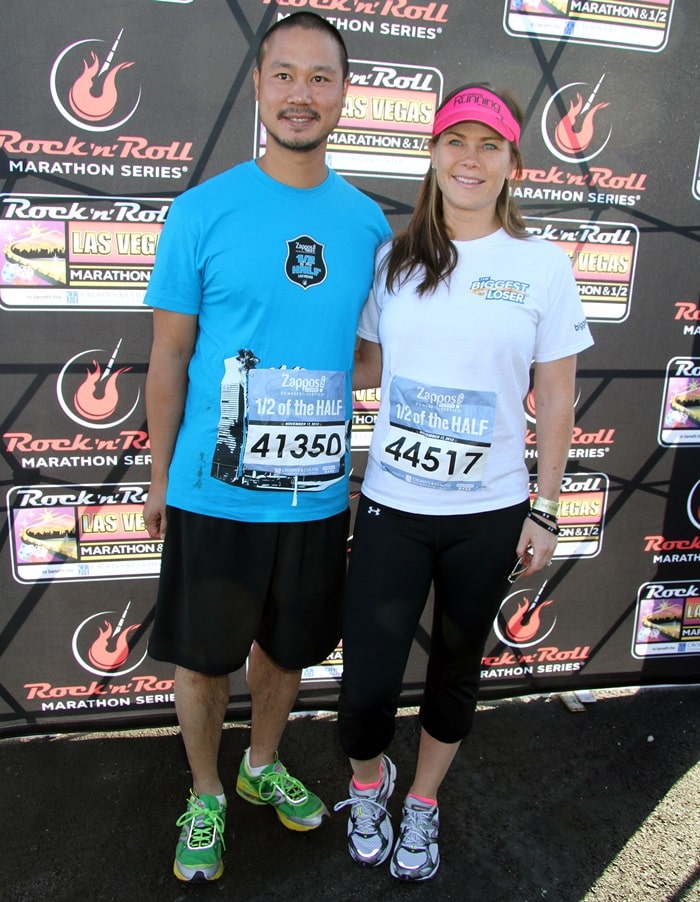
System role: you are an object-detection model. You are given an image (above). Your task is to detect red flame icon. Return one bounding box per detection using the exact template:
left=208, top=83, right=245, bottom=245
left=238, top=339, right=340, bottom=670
left=88, top=619, right=140, bottom=670
left=69, top=53, right=133, bottom=122
left=74, top=360, right=131, bottom=421
left=551, top=73, right=610, bottom=158
left=57, top=340, right=141, bottom=429
left=71, top=338, right=132, bottom=421
left=555, top=93, right=609, bottom=156
left=67, top=29, right=133, bottom=123
left=504, top=594, right=554, bottom=643
left=87, top=603, right=140, bottom=671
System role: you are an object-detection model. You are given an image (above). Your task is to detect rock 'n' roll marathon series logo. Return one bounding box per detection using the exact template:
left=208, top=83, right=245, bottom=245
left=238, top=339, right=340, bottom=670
left=484, top=581, right=591, bottom=682
left=23, top=603, right=175, bottom=714
left=3, top=28, right=193, bottom=178
left=511, top=74, right=648, bottom=212
left=3, top=339, right=149, bottom=475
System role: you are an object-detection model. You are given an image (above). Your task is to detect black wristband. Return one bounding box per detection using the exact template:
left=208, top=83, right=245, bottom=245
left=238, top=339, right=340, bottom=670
left=529, top=506, right=558, bottom=524
left=527, top=510, right=560, bottom=535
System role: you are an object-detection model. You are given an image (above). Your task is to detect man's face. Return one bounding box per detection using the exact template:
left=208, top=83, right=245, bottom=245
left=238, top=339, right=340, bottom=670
left=254, top=26, right=348, bottom=154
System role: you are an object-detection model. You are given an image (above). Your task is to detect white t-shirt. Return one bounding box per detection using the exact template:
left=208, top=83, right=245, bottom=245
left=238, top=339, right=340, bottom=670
left=358, top=229, right=594, bottom=515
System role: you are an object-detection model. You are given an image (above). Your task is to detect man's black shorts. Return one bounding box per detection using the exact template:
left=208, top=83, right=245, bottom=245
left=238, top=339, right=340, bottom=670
left=148, top=506, right=350, bottom=674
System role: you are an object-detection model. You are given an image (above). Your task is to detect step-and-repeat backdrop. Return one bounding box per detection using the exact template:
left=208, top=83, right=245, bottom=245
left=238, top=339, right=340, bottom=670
left=1, top=0, right=698, bottom=735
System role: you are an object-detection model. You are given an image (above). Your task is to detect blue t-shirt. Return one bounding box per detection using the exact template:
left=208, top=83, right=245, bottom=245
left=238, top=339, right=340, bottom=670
left=145, top=161, right=390, bottom=522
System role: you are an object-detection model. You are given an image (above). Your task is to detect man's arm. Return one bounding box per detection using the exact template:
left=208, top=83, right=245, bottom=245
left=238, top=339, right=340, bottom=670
left=143, top=309, right=198, bottom=539
left=352, top=337, right=382, bottom=391
left=516, top=354, right=577, bottom=576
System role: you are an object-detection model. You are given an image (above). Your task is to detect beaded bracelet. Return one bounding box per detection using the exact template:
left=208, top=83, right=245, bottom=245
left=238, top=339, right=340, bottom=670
left=527, top=509, right=560, bottom=535
left=532, top=496, right=560, bottom=518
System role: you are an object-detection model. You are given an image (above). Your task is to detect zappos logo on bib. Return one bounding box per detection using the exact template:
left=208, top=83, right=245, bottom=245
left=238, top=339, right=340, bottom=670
left=285, top=235, right=327, bottom=290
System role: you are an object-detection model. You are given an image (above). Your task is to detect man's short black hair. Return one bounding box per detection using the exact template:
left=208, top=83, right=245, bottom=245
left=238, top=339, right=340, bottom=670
left=256, top=12, right=349, bottom=80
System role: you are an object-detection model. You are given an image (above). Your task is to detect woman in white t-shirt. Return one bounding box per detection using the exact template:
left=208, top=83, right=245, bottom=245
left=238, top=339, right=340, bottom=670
left=334, top=84, right=594, bottom=882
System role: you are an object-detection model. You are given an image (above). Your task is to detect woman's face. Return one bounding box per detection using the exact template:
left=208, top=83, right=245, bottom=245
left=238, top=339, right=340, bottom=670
left=430, top=120, right=515, bottom=239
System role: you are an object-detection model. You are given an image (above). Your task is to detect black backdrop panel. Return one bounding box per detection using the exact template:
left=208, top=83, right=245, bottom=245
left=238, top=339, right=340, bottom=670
left=1, top=0, right=698, bottom=735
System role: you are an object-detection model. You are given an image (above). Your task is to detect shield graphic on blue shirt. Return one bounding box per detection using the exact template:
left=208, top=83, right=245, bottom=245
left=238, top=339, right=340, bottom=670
left=284, top=234, right=327, bottom=290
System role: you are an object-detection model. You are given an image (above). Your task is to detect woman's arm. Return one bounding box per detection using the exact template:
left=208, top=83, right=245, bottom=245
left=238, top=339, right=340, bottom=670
left=516, top=354, right=577, bottom=577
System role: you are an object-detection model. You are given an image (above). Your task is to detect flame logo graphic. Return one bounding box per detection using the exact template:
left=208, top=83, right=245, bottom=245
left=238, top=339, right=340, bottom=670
left=493, top=582, right=557, bottom=648
left=504, top=595, right=555, bottom=643
left=56, top=339, right=140, bottom=429
left=88, top=618, right=140, bottom=671
left=72, top=604, right=148, bottom=677
left=69, top=50, right=134, bottom=122
left=542, top=75, right=612, bottom=164
left=74, top=360, right=132, bottom=420
left=555, top=93, right=610, bottom=156
left=50, top=30, right=141, bottom=133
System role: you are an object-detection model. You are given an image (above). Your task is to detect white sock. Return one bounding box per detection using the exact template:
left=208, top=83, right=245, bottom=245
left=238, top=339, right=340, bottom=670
left=245, top=747, right=272, bottom=776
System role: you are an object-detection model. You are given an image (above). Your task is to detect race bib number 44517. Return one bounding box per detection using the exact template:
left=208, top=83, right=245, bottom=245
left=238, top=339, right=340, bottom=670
left=381, top=376, right=495, bottom=491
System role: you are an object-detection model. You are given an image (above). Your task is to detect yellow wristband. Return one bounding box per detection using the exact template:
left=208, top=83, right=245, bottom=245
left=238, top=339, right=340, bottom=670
left=533, top=496, right=560, bottom=518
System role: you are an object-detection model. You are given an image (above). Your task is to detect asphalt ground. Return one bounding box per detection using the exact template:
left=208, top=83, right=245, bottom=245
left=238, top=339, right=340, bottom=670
left=6, top=684, right=699, bottom=902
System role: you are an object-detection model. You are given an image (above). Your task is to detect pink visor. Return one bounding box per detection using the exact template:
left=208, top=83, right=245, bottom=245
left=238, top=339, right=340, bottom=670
left=432, top=87, right=521, bottom=146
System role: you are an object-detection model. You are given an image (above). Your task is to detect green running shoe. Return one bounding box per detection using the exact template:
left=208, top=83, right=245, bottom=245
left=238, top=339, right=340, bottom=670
left=173, top=791, right=226, bottom=883
left=236, top=751, right=329, bottom=831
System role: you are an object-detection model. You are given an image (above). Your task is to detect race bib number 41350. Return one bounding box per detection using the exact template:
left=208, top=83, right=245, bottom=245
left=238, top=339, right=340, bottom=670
left=381, top=376, right=495, bottom=491
left=243, top=369, right=346, bottom=479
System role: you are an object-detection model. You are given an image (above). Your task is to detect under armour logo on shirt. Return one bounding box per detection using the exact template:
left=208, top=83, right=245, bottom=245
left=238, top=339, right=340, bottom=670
left=367, top=506, right=381, bottom=516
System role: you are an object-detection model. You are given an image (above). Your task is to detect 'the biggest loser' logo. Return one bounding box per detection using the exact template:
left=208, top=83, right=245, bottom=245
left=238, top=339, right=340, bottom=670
left=50, top=29, right=141, bottom=131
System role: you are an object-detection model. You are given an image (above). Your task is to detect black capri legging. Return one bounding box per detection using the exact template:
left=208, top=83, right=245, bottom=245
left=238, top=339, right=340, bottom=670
left=338, top=493, right=530, bottom=760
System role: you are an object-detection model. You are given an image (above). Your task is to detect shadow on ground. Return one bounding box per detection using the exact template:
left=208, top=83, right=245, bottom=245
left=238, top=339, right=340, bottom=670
left=5, top=685, right=699, bottom=902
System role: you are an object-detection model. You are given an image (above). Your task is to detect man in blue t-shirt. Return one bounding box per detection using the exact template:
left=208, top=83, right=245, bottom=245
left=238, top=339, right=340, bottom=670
left=143, top=12, right=390, bottom=883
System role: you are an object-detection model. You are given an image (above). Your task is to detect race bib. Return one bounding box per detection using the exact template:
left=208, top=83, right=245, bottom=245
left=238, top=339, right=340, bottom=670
left=242, top=369, right=347, bottom=480
left=380, top=376, right=496, bottom=491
